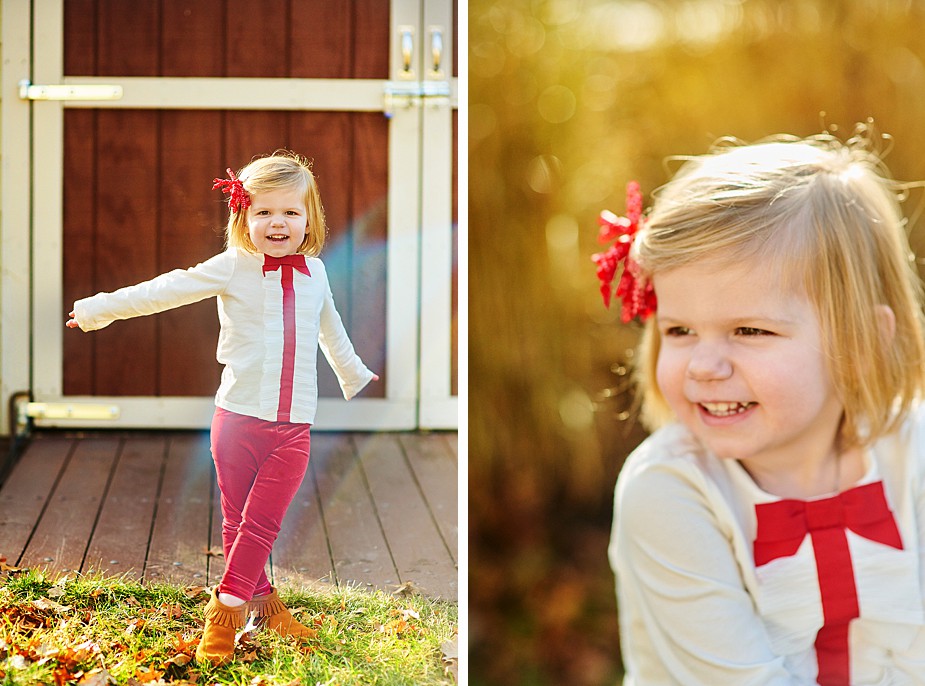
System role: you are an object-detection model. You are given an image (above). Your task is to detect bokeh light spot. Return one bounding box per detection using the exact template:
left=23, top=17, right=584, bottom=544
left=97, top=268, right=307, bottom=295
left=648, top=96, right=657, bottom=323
left=537, top=84, right=578, bottom=123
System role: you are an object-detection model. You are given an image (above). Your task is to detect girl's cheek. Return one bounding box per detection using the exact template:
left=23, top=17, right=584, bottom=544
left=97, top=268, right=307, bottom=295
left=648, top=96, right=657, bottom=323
left=655, top=350, right=686, bottom=404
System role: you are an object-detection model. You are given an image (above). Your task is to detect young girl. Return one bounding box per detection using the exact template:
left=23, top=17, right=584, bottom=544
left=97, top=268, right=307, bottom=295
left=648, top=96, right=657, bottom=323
left=597, top=132, right=925, bottom=685
left=67, top=151, right=378, bottom=665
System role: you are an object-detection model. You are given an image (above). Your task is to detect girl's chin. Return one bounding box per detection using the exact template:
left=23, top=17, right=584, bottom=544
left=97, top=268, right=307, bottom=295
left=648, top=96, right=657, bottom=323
left=682, top=422, right=755, bottom=461
left=260, top=245, right=293, bottom=257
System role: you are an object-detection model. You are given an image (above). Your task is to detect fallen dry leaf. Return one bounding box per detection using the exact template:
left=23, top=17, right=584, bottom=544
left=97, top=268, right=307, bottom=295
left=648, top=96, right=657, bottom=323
left=159, top=603, right=183, bottom=620
left=378, top=618, right=418, bottom=636
left=124, top=618, right=145, bottom=635
left=171, top=634, right=199, bottom=654
left=0, top=555, right=22, bottom=574
left=133, top=666, right=163, bottom=683
left=183, top=586, right=207, bottom=599
left=234, top=613, right=260, bottom=644
left=32, top=597, right=72, bottom=614
left=441, top=636, right=459, bottom=682
left=391, top=581, right=422, bottom=597
left=78, top=669, right=116, bottom=685
left=163, top=654, right=191, bottom=668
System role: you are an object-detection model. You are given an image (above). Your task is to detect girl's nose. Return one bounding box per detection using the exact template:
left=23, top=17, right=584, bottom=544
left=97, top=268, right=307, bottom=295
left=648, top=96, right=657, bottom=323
left=686, top=342, right=733, bottom=381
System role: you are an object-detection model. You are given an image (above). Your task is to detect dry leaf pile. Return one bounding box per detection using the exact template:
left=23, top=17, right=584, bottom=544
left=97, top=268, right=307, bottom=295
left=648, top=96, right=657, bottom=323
left=0, top=560, right=457, bottom=685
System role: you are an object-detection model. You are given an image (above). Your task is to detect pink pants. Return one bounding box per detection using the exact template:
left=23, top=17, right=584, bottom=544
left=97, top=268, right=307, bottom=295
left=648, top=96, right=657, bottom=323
left=210, top=407, right=311, bottom=600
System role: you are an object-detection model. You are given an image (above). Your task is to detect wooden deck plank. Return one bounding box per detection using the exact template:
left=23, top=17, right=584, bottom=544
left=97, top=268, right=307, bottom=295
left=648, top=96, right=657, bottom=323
left=84, top=435, right=167, bottom=577
left=0, top=430, right=456, bottom=598
left=144, top=433, right=213, bottom=584
left=0, top=435, right=74, bottom=565
left=441, top=431, right=458, bottom=462
left=399, top=433, right=458, bottom=562
left=312, top=433, right=399, bottom=591
left=21, top=436, right=122, bottom=574
left=354, top=433, right=457, bottom=599
left=272, top=459, right=335, bottom=589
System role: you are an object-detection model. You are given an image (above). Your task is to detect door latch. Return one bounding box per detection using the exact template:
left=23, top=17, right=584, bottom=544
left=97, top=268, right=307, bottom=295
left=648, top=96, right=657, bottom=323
left=383, top=81, right=451, bottom=118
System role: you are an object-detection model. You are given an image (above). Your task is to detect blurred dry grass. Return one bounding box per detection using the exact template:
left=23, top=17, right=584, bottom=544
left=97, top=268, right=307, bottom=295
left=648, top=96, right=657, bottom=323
left=469, top=0, right=925, bottom=684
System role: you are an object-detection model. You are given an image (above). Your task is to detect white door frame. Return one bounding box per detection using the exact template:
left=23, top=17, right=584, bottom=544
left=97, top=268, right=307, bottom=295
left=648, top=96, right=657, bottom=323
left=418, top=0, right=459, bottom=429
left=11, top=0, right=459, bottom=432
left=0, top=0, right=32, bottom=437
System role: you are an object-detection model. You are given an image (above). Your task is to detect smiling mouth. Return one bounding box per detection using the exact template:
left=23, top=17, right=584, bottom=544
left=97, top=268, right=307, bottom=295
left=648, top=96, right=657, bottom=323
left=267, top=234, right=289, bottom=242
left=700, top=401, right=756, bottom=417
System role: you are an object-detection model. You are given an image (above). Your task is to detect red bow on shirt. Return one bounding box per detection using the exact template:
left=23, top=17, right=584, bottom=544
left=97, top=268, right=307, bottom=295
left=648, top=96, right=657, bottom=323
left=753, top=481, right=903, bottom=686
left=753, top=481, right=903, bottom=566
left=262, top=253, right=311, bottom=277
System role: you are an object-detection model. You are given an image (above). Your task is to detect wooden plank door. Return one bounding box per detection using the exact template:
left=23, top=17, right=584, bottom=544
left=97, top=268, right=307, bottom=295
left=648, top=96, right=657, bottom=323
left=26, top=0, right=457, bottom=430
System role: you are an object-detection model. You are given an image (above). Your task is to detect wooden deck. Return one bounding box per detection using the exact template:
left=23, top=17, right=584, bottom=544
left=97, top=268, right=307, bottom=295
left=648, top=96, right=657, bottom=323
left=0, top=430, right=457, bottom=600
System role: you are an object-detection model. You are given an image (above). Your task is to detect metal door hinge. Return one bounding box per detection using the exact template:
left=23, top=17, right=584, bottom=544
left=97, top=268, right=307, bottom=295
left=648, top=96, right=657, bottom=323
left=19, top=79, right=123, bottom=101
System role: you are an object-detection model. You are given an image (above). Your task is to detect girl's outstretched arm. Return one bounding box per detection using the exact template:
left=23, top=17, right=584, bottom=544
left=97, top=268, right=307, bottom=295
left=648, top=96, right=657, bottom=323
left=68, top=250, right=235, bottom=332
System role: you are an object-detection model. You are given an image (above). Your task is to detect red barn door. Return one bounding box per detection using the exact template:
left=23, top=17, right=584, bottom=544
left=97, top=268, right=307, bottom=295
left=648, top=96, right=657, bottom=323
left=23, top=0, right=457, bottom=430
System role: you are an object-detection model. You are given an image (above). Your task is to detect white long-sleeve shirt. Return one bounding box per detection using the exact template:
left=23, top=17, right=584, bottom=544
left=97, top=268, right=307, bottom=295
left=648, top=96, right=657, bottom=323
left=73, top=247, right=375, bottom=424
left=610, top=411, right=925, bottom=685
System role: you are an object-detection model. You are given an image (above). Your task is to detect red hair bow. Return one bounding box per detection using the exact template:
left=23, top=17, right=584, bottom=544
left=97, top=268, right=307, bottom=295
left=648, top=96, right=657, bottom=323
left=212, top=168, right=251, bottom=213
left=591, top=181, right=657, bottom=323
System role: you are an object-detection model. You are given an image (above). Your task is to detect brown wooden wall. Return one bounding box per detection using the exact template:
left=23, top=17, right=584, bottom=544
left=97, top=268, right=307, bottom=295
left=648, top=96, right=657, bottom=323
left=64, top=0, right=389, bottom=79
left=61, top=0, right=393, bottom=398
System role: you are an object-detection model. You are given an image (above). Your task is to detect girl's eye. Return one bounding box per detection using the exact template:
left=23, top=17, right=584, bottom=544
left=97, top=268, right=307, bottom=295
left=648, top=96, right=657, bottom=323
left=664, top=326, right=692, bottom=337
left=736, top=327, right=773, bottom=336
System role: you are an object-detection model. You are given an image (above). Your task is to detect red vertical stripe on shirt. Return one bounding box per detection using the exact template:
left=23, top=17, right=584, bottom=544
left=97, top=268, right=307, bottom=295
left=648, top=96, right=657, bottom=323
left=277, top=265, right=296, bottom=422
left=810, top=527, right=857, bottom=685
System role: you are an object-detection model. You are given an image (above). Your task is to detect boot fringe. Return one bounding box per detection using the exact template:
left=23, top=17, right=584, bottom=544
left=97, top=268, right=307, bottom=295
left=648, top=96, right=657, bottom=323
left=203, top=598, right=247, bottom=629
left=249, top=589, right=287, bottom=618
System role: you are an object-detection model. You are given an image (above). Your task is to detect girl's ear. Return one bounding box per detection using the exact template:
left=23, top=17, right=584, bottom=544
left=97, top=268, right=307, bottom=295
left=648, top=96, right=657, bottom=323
left=875, top=304, right=896, bottom=344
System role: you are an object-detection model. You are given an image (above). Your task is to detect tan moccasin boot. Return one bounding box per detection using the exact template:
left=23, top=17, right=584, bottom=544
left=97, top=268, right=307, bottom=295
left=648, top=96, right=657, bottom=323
left=248, top=587, right=316, bottom=639
left=195, top=589, right=247, bottom=665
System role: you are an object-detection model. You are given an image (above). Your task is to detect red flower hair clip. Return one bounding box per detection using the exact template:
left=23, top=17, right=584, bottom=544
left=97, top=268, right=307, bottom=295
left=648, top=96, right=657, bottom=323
left=592, top=181, right=657, bottom=323
left=212, top=168, right=251, bottom=213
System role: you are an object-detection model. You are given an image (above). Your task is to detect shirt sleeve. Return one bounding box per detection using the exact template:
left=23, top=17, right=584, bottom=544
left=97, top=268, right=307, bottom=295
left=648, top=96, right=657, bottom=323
left=72, top=250, right=235, bottom=332
left=887, top=406, right=925, bottom=676
left=611, top=462, right=809, bottom=685
left=316, top=272, right=375, bottom=401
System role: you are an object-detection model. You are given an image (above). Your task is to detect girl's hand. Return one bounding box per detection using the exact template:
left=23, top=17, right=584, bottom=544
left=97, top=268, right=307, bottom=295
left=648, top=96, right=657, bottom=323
left=372, top=374, right=380, bottom=381
left=66, top=311, right=79, bottom=329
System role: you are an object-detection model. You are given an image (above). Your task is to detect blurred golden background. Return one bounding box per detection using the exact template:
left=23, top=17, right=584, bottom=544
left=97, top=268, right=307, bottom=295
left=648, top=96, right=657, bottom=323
left=469, top=0, right=925, bottom=684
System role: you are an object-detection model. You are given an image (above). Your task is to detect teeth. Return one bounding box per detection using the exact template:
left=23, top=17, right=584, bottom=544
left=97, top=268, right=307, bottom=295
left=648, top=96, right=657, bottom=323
left=701, top=401, right=753, bottom=417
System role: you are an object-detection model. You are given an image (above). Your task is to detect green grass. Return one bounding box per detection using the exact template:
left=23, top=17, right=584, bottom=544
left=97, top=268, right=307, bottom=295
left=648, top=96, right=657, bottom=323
left=0, top=569, right=457, bottom=685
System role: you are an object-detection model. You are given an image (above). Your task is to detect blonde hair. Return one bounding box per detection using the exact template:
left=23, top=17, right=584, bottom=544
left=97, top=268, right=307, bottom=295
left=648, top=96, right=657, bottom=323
left=633, top=132, right=925, bottom=447
left=224, top=150, right=326, bottom=256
